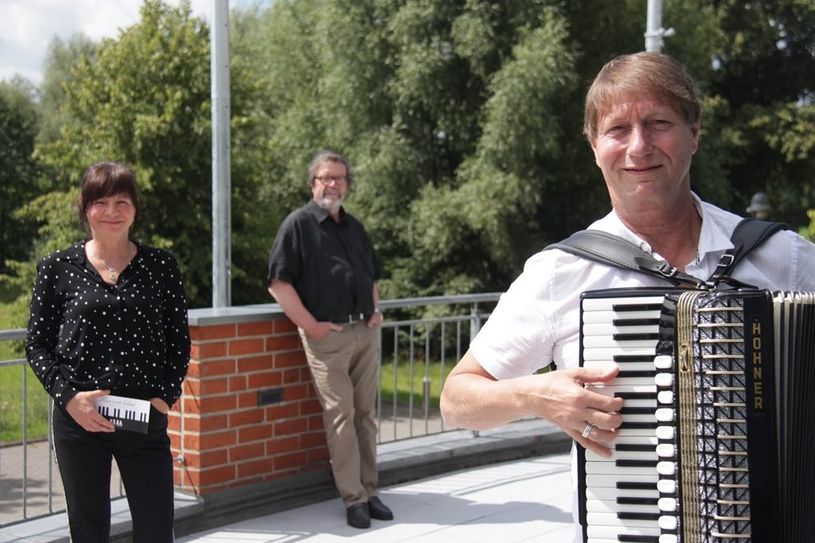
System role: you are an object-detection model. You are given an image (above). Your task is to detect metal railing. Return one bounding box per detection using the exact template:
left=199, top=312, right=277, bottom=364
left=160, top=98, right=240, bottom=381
left=0, top=292, right=501, bottom=527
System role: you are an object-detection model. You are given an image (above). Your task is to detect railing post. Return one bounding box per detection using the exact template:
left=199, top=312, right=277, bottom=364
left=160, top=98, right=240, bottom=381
left=469, top=302, right=481, bottom=439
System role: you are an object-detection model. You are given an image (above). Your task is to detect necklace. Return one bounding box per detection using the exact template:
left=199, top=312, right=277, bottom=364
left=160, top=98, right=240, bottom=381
left=91, top=243, right=132, bottom=283
left=99, top=259, right=119, bottom=283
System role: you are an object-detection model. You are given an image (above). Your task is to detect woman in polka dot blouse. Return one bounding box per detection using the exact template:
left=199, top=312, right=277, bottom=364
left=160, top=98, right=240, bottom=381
left=25, top=161, right=191, bottom=543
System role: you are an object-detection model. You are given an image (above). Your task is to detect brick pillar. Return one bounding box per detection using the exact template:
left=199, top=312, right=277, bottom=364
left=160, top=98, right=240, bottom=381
left=169, top=309, right=329, bottom=496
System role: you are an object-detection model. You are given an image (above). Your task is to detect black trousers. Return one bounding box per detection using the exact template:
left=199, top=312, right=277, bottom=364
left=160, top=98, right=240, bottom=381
left=52, top=405, right=175, bottom=543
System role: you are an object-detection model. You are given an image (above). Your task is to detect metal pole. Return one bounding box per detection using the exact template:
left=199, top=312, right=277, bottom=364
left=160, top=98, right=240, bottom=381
left=645, top=0, right=664, bottom=52
left=211, top=0, right=231, bottom=307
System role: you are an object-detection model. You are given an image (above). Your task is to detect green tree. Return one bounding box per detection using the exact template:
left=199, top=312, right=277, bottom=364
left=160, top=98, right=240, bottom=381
left=700, top=0, right=815, bottom=224
left=37, top=34, right=98, bottom=143
left=247, top=0, right=814, bottom=302
left=18, top=0, right=274, bottom=307
left=0, top=79, right=41, bottom=274
left=6, top=0, right=814, bottom=315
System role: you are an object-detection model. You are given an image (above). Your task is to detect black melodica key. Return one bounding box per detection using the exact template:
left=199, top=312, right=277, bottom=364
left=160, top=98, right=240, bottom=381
left=616, top=443, right=658, bottom=452
left=615, top=459, right=659, bottom=468
left=612, top=333, right=659, bottom=341
left=618, top=535, right=660, bottom=543
left=620, top=406, right=656, bottom=415
left=614, top=391, right=658, bottom=400
left=611, top=303, right=663, bottom=312
left=621, top=421, right=658, bottom=429
left=612, top=318, right=660, bottom=327
left=614, top=354, right=658, bottom=363
left=618, top=512, right=661, bottom=521
left=617, top=481, right=657, bottom=490
left=618, top=496, right=659, bottom=505
left=617, top=370, right=657, bottom=379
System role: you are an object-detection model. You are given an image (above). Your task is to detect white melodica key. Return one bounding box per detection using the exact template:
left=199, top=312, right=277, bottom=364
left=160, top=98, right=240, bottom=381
left=582, top=322, right=661, bottom=336
left=586, top=499, right=659, bottom=514
left=586, top=485, right=659, bottom=502
left=586, top=512, right=660, bottom=529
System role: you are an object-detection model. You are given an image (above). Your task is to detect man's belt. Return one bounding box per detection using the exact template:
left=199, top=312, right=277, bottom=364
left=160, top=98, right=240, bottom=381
left=331, top=313, right=367, bottom=324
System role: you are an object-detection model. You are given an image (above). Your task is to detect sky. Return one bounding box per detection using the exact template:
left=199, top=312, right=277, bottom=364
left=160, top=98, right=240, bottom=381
left=0, top=0, right=267, bottom=86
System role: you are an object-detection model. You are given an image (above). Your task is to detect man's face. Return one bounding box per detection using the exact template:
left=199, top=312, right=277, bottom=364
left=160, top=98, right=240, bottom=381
left=591, top=93, right=700, bottom=211
left=311, top=161, right=349, bottom=214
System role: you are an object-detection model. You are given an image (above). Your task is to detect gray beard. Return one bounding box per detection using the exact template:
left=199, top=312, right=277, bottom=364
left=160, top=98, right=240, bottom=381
left=317, top=197, right=342, bottom=215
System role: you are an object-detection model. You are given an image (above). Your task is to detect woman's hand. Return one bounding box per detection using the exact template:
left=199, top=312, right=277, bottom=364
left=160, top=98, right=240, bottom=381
left=65, top=390, right=116, bottom=432
left=150, top=397, right=170, bottom=414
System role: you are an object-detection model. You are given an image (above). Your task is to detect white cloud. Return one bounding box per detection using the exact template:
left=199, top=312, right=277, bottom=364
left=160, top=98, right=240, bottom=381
left=0, top=0, right=250, bottom=85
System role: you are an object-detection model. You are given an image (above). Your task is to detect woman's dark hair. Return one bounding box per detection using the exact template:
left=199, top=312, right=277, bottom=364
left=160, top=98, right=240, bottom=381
left=78, top=162, right=140, bottom=231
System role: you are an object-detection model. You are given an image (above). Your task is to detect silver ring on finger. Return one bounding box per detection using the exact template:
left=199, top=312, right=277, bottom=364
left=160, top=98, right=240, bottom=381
left=581, top=423, right=594, bottom=439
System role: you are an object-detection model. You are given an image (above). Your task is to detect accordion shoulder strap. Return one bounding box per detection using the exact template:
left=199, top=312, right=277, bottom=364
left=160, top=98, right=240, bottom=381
left=545, top=230, right=706, bottom=288
left=545, top=218, right=789, bottom=288
left=707, top=218, right=790, bottom=285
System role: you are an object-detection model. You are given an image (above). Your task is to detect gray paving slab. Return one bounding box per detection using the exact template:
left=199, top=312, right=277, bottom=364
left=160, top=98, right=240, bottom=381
left=177, top=453, right=576, bottom=543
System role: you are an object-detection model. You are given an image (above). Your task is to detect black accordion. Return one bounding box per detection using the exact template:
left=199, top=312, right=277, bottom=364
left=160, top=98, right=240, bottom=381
left=577, top=288, right=815, bottom=543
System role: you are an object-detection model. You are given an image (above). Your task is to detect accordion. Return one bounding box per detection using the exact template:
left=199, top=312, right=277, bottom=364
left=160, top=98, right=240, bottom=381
left=577, top=288, right=815, bottom=543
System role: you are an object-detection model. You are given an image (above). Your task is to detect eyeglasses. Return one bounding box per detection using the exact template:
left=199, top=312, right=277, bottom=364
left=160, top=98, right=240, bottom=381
left=314, top=175, right=348, bottom=185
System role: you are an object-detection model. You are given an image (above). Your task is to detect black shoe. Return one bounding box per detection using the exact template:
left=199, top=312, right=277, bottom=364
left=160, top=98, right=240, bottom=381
left=368, top=496, right=394, bottom=520
left=346, top=503, right=371, bottom=529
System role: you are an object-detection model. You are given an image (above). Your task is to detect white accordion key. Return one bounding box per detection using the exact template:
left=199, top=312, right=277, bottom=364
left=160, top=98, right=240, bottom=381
left=657, top=390, right=673, bottom=404
left=656, top=443, right=674, bottom=457
left=655, top=408, right=674, bottom=422
left=658, top=497, right=677, bottom=512
left=656, top=461, right=675, bottom=476
left=653, top=354, right=672, bottom=369
left=654, top=373, right=673, bottom=387
left=657, top=478, right=676, bottom=494
left=659, top=534, right=678, bottom=543
left=658, top=514, right=678, bottom=531
left=655, top=426, right=675, bottom=440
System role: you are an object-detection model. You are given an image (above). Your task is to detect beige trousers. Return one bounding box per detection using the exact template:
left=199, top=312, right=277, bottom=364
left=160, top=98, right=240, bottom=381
left=299, top=322, right=379, bottom=506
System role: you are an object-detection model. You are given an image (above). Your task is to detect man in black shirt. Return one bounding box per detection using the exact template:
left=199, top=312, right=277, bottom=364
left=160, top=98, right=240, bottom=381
left=267, top=150, right=393, bottom=529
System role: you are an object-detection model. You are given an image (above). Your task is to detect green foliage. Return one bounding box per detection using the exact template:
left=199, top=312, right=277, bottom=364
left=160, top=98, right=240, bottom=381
left=16, top=0, right=276, bottom=307
left=0, top=365, right=50, bottom=443
left=37, top=34, right=98, bottom=144
left=0, top=79, right=41, bottom=274
left=2, top=0, right=814, bottom=313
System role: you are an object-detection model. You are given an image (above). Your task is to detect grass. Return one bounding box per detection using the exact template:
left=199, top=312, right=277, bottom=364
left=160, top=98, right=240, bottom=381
left=378, top=359, right=454, bottom=411
left=0, top=365, right=51, bottom=443
left=1, top=298, right=51, bottom=443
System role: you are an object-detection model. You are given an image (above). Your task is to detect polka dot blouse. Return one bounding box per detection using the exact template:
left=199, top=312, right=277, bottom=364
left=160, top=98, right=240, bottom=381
left=26, top=241, right=191, bottom=409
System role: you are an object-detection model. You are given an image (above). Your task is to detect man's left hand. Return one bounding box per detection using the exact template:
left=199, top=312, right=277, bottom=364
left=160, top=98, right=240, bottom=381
left=367, top=310, right=383, bottom=328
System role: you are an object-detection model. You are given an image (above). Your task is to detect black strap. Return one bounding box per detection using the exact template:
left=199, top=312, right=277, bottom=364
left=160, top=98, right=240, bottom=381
left=547, top=230, right=706, bottom=288
left=707, top=218, right=790, bottom=285
left=546, top=218, right=789, bottom=288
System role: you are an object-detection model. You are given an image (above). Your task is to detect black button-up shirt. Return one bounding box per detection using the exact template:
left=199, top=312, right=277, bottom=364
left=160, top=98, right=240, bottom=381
left=26, top=242, right=190, bottom=409
left=267, top=200, right=381, bottom=322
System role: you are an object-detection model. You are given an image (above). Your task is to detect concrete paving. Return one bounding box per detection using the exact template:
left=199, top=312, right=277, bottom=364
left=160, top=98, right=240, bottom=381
left=177, top=453, right=576, bottom=543
left=0, top=419, right=577, bottom=543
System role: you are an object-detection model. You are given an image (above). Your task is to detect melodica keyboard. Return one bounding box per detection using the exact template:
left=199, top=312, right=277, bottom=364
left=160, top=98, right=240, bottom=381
left=94, top=394, right=151, bottom=434
left=578, top=288, right=815, bottom=543
left=577, top=288, right=682, bottom=543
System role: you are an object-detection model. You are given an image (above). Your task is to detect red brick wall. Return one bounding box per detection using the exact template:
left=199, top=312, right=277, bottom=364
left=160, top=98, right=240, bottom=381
left=169, top=315, right=329, bottom=495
